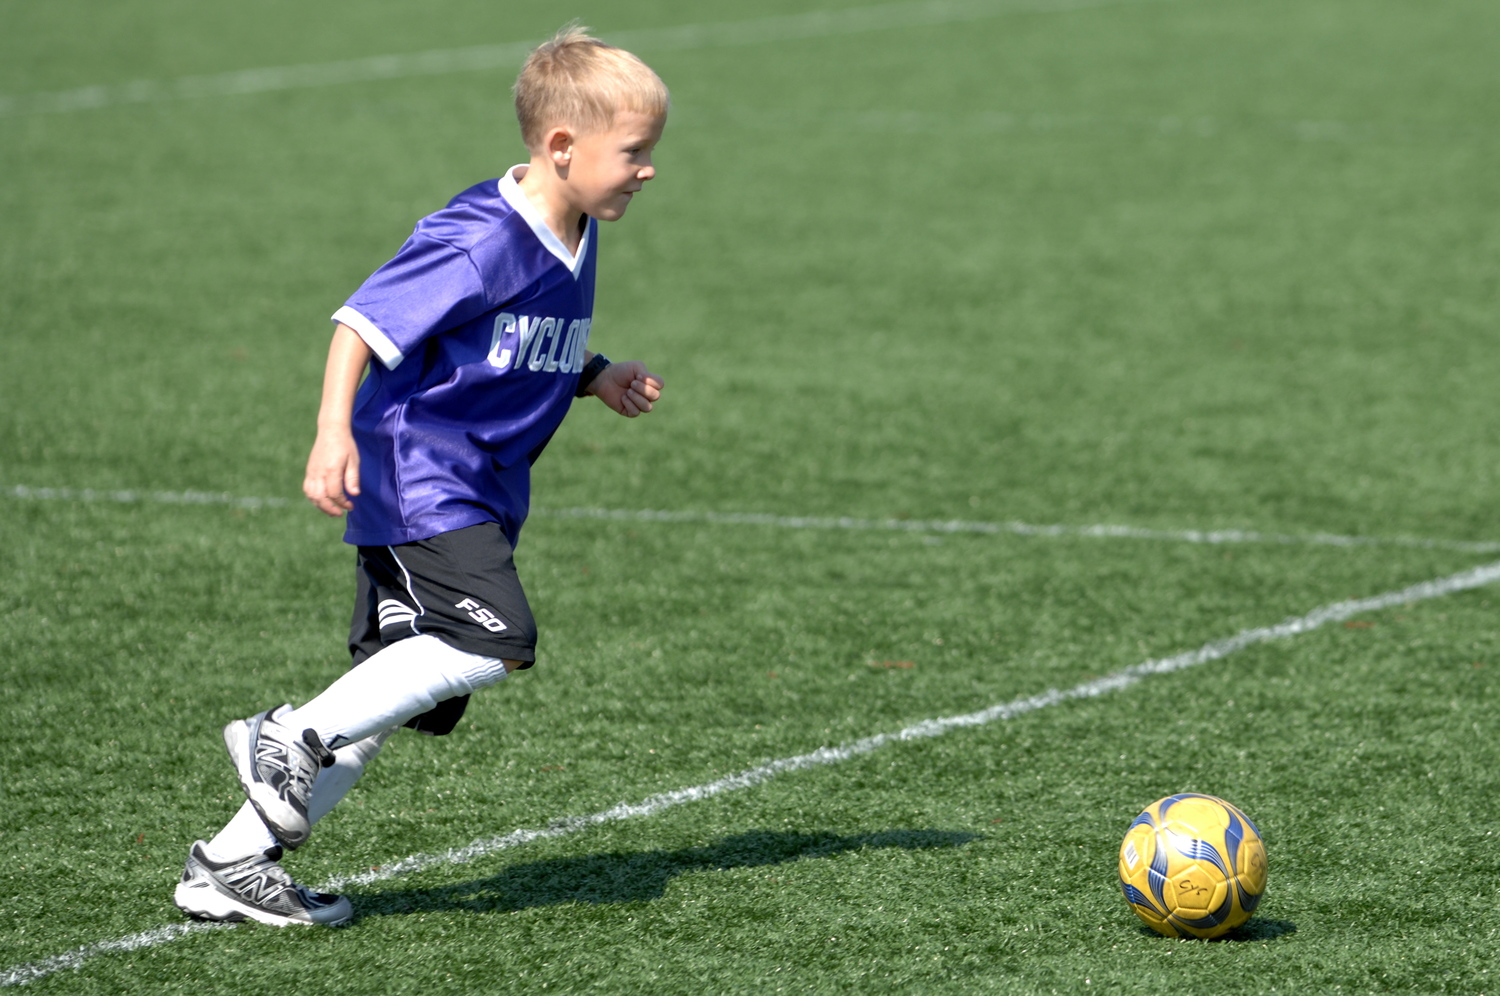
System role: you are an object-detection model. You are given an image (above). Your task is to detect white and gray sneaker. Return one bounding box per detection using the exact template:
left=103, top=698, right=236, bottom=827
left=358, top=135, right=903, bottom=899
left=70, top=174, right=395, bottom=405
left=173, top=840, right=352, bottom=927
left=224, top=705, right=334, bottom=850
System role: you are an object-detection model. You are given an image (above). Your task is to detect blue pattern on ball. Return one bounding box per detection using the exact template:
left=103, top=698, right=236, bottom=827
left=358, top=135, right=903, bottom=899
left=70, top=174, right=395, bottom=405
left=1171, top=835, right=1229, bottom=877
left=1224, top=810, right=1244, bottom=876
left=1147, top=836, right=1172, bottom=910
left=1121, top=882, right=1166, bottom=917
left=1173, top=889, right=1235, bottom=930
left=1158, top=793, right=1215, bottom=818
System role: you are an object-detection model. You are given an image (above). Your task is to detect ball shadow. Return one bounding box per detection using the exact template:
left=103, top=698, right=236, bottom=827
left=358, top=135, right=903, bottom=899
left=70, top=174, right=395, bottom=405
left=1221, top=918, right=1298, bottom=942
left=1134, top=918, right=1298, bottom=943
left=350, top=828, right=980, bottom=920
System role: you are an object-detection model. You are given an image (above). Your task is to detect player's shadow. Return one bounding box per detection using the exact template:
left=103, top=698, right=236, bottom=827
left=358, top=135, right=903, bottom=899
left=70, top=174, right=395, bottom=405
left=353, top=829, right=980, bottom=918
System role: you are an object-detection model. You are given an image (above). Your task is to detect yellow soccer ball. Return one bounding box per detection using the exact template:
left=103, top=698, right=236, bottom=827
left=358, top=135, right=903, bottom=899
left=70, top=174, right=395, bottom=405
left=1118, top=793, right=1267, bottom=940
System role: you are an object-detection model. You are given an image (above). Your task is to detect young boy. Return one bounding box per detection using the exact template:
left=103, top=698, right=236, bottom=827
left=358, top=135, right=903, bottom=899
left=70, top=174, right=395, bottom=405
left=173, top=26, right=668, bottom=927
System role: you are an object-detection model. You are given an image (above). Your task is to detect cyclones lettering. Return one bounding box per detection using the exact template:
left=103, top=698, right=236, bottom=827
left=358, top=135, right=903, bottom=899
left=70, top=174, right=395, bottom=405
left=487, top=312, right=591, bottom=373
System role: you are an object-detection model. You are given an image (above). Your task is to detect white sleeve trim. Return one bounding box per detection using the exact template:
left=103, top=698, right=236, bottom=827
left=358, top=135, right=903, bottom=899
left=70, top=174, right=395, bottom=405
left=332, top=306, right=404, bottom=370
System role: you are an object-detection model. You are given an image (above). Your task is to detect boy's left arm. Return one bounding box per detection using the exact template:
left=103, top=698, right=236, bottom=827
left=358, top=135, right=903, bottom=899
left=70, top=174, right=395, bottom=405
left=583, top=352, right=663, bottom=417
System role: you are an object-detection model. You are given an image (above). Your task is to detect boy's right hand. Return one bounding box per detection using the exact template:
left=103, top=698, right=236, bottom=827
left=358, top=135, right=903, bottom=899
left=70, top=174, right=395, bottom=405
left=303, top=428, right=361, bottom=517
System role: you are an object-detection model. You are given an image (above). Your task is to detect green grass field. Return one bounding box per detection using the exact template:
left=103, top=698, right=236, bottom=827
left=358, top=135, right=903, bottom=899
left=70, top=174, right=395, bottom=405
left=3, top=0, right=1499, bottom=991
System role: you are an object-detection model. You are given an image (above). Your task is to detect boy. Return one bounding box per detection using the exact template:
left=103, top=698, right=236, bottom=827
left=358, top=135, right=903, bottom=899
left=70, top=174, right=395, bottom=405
left=173, top=26, right=668, bottom=927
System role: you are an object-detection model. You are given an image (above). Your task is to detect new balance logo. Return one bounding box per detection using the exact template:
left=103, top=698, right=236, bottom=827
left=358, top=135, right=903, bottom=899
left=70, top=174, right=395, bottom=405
left=455, top=597, right=507, bottom=633
left=236, top=870, right=288, bottom=905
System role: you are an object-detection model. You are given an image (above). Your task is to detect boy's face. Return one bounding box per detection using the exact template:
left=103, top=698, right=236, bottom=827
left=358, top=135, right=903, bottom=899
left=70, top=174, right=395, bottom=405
left=562, top=108, right=666, bottom=222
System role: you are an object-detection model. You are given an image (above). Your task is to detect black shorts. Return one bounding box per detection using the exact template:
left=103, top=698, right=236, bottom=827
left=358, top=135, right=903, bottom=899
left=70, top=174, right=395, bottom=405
left=348, top=521, right=538, bottom=735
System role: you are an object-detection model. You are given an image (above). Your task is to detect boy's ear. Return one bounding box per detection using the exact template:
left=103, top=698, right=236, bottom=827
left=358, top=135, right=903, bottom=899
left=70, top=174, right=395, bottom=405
left=544, top=126, right=575, bottom=167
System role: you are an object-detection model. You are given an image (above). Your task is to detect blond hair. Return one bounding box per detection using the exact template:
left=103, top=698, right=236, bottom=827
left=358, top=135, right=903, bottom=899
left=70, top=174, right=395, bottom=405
left=513, top=24, right=669, bottom=149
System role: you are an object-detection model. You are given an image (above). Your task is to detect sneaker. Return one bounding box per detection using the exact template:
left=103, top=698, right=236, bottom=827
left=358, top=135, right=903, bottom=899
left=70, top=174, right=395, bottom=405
left=173, top=840, right=352, bottom=927
left=224, top=705, right=334, bottom=850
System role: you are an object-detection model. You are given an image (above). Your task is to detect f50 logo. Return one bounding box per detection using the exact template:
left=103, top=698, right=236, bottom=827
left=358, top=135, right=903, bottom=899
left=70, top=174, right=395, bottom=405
left=456, top=597, right=507, bottom=633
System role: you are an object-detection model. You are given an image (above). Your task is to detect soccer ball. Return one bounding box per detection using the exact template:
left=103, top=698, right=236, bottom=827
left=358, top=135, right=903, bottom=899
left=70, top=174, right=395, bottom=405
left=1118, top=793, right=1267, bottom=940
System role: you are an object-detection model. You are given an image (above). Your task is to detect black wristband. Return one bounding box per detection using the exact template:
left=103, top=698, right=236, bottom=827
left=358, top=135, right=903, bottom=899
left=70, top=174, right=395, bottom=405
left=575, top=353, right=611, bottom=398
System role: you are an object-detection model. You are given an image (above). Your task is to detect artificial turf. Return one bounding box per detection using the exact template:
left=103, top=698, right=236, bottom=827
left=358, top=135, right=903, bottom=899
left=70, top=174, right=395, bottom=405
left=3, top=0, right=1499, bottom=992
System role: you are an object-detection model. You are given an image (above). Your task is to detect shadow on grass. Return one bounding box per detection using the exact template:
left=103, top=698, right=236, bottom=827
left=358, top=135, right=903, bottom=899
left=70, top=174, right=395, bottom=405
left=1222, top=918, right=1298, bottom=942
left=352, top=829, right=980, bottom=919
left=1135, top=918, right=1298, bottom=943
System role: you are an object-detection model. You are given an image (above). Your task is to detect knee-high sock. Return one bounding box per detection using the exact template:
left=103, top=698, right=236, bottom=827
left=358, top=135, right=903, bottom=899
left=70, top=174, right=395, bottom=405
left=279, top=634, right=508, bottom=750
left=306, top=728, right=391, bottom=824
left=205, top=727, right=395, bottom=861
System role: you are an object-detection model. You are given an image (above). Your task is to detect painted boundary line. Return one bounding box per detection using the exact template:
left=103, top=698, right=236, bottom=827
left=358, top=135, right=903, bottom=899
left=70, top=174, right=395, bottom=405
left=321, top=558, right=1500, bottom=891
left=4, top=484, right=289, bottom=510
left=709, top=106, right=1368, bottom=144
left=537, top=506, right=1500, bottom=555
left=0, top=925, right=226, bottom=989
left=7, top=484, right=1500, bottom=555
left=7, top=557, right=1500, bottom=987
left=0, top=0, right=1169, bottom=117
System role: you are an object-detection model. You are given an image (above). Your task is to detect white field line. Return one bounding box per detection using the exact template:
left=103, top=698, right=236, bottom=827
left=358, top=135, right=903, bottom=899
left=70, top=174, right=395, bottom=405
left=7, top=484, right=1500, bottom=555
left=7, top=557, right=1500, bottom=987
left=0, top=924, right=225, bottom=989
left=536, top=506, right=1500, bottom=556
left=322, top=558, right=1500, bottom=890
left=709, top=106, right=1366, bottom=144
left=0, top=0, right=1169, bottom=118
left=4, top=484, right=289, bottom=510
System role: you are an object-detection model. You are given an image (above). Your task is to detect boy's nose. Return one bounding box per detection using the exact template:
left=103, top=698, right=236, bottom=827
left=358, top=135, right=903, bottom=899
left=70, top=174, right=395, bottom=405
left=638, top=165, right=655, bottom=181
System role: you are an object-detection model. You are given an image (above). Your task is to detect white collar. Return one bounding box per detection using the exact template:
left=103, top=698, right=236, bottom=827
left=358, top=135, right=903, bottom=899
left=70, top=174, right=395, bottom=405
left=498, top=165, right=591, bottom=277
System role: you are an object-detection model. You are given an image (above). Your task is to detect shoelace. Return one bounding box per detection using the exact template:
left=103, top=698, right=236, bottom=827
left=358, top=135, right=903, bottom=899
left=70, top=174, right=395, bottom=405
left=258, top=735, right=321, bottom=802
left=223, top=853, right=293, bottom=890
left=300, top=728, right=337, bottom=769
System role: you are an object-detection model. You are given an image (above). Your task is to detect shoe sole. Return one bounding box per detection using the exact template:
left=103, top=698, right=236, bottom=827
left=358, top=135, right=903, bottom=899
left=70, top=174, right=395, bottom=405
left=224, top=716, right=311, bottom=850
left=173, top=879, right=351, bottom=928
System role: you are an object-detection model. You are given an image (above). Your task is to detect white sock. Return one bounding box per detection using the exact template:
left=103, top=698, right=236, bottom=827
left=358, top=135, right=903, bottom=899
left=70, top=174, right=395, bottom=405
left=205, top=800, right=278, bottom=861
left=307, top=728, right=392, bottom=824
left=205, top=727, right=396, bottom=861
left=278, top=634, right=508, bottom=749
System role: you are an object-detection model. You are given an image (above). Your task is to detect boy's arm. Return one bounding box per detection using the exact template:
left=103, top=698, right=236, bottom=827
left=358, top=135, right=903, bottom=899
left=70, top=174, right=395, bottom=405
left=581, top=350, right=663, bottom=417
left=304, top=323, right=372, bottom=517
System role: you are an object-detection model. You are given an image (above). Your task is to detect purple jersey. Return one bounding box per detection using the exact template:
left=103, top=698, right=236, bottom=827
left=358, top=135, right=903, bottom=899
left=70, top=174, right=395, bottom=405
left=332, top=166, right=597, bottom=547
